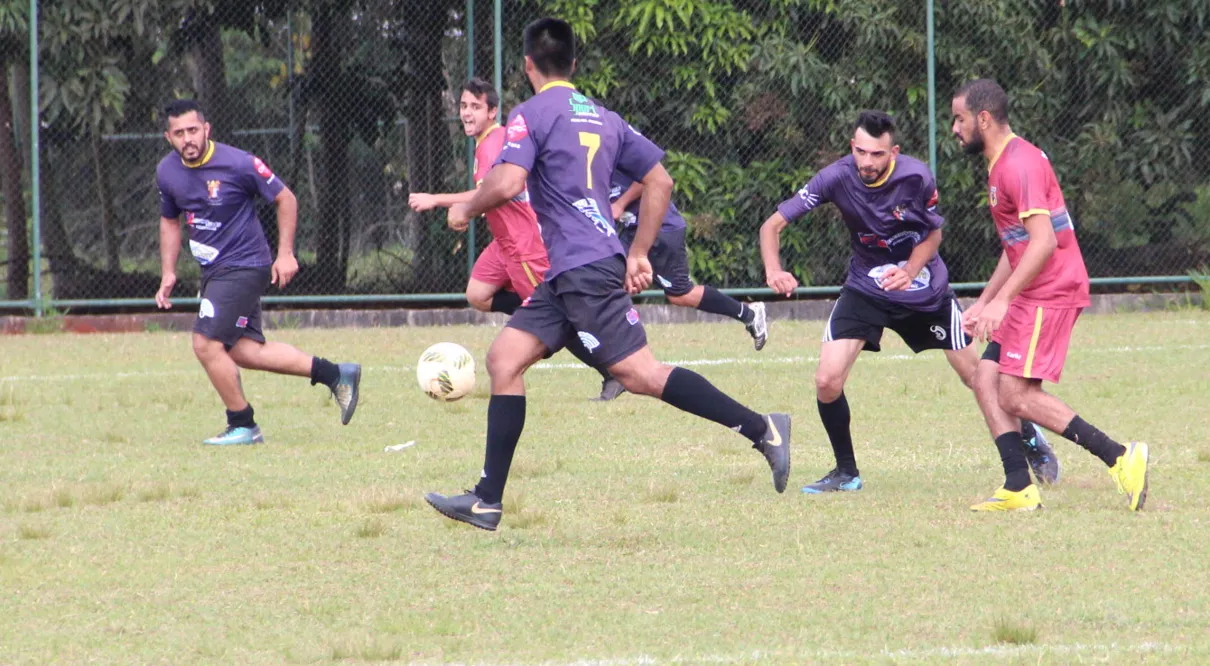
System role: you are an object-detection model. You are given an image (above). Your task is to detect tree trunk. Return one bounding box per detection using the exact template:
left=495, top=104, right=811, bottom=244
left=183, top=10, right=231, bottom=137
left=41, top=144, right=81, bottom=297
left=90, top=131, right=120, bottom=272
left=0, top=63, right=28, bottom=300
left=310, top=2, right=351, bottom=291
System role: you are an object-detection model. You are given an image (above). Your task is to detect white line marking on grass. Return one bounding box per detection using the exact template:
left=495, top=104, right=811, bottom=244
left=4, top=344, right=1207, bottom=383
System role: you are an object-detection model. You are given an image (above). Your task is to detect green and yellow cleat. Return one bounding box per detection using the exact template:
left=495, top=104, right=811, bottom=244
left=970, top=484, right=1042, bottom=512
left=1109, top=442, right=1149, bottom=511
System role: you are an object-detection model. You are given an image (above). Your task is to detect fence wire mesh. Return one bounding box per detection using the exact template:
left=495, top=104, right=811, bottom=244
left=1, top=0, right=1208, bottom=306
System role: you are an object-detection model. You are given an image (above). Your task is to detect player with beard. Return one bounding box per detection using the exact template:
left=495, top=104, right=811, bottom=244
left=760, top=110, right=1055, bottom=494
left=951, top=79, right=1149, bottom=511
left=155, top=99, right=361, bottom=445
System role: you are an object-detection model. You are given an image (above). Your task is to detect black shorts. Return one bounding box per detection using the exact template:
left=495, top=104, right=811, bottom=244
left=506, top=255, right=648, bottom=368
left=618, top=226, right=694, bottom=297
left=194, top=265, right=270, bottom=347
left=823, top=287, right=970, bottom=353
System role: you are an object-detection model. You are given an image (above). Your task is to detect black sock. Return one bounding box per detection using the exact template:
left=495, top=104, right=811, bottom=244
left=490, top=290, right=523, bottom=314
left=472, top=395, right=526, bottom=504
left=697, top=286, right=753, bottom=323
left=227, top=405, right=255, bottom=429
left=1021, top=420, right=1038, bottom=443
left=994, top=431, right=1032, bottom=491
left=565, top=333, right=610, bottom=381
left=818, top=393, right=858, bottom=476
left=310, top=357, right=340, bottom=387
left=660, top=367, right=767, bottom=443
left=1061, top=415, right=1127, bottom=467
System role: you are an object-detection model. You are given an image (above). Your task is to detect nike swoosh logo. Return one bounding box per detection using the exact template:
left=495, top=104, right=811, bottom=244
left=765, top=417, right=783, bottom=447
left=470, top=502, right=502, bottom=515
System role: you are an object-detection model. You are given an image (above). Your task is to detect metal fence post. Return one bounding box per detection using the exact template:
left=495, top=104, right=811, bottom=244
left=926, top=0, right=936, bottom=176
left=29, top=0, right=41, bottom=317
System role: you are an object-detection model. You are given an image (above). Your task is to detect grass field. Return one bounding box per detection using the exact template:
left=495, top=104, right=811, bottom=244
left=1, top=310, right=1209, bottom=665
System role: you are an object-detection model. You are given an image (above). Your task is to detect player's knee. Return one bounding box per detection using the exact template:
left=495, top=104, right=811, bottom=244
left=997, top=388, right=1029, bottom=419
left=191, top=334, right=222, bottom=362
left=815, top=372, right=844, bottom=402
left=612, top=362, right=665, bottom=397
left=485, top=344, right=524, bottom=381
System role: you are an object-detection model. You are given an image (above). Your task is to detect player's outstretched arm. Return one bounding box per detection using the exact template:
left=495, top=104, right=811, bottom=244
left=449, top=164, right=527, bottom=232
left=409, top=190, right=477, bottom=212
left=156, top=216, right=182, bottom=309
left=271, top=187, right=300, bottom=288
left=759, top=211, right=798, bottom=297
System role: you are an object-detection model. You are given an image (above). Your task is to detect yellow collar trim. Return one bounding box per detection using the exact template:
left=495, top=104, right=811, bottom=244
left=864, top=158, right=896, bottom=188
left=987, top=133, right=1018, bottom=172
left=181, top=140, right=216, bottom=168
left=539, top=80, right=577, bottom=93
left=475, top=123, right=501, bottom=146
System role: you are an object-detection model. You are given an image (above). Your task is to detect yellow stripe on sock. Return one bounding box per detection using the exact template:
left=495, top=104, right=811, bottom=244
left=1023, top=307, right=1044, bottom=379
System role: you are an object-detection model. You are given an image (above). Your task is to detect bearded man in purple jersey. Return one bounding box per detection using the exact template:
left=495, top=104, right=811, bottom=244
left=759, top=111, right=1056, bottom=494
left=155, top=99, right=361, bottom=446
left=424, top=18, right=791, bottom=531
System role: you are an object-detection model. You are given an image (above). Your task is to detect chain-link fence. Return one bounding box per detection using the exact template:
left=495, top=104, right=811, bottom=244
left=1, top=0, right=1207, bottom=310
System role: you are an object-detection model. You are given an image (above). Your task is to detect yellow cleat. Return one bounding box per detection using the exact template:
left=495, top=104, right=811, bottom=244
left=1109, top=442, right=1149, bottom=511
left=970, top=484, right=1042, bottom=512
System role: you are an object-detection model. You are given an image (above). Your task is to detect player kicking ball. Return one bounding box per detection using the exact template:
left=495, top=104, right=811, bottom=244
left=760, top=111, right=1056, bottom=494
left=952, top=79, right=1148, bottom=511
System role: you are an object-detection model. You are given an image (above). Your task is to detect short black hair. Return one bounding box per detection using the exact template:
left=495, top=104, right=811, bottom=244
left=461, top=78, right=500, bottom=111
left=854, top=110, right=896, bottom=142
left=523, top=18, right=575, bottom=78
left=163, top=99, right=205, bottom=128
left=954, top=78, right=1009, bottom=123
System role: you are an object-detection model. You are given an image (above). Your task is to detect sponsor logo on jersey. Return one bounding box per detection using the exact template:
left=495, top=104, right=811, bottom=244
left=858, top=230, right=921, bottom=251
left=577, top=331, right=600, bottom=352
left=506, top=114, right=529, bottom=141
left=199, top=298, right=216, bottom=319
left=252, top=156, right=276, bottom=184
left=927, top=188, right=939, bottom=210
left=236, top=316, right=249, bottom=329
left=185, top=212, right=222, bottom=232
left=626, top=308, right=640, bottom=325
left=572, top=198, right=617, bottom=237
left=568, top=92, right=599, bottom=117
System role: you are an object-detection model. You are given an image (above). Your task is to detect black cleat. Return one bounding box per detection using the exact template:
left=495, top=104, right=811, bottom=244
left=754, top=413, right=791, bottom=493
left=801, top=468, right=863, bottom=494
left=745, top=302, right=768, bottom=351
left=591, top=376, right=626, bottom=402
left=424, top=491, right=502, bottom=531
left=332, top=363, right=361, bottom=425
left=1022, top=424, right=1061, bottom=485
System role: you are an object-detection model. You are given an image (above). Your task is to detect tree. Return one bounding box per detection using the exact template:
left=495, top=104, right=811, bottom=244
left=0, top=1, right=27, bottom=299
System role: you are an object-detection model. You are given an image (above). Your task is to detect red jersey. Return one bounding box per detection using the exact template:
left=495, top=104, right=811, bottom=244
left=987, top=135, right=1090, bottom=308
left=475, top=124, right=547, bottom=262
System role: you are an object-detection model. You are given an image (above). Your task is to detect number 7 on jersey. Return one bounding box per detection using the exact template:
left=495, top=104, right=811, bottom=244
left=578, top=131, right=600, bottom=188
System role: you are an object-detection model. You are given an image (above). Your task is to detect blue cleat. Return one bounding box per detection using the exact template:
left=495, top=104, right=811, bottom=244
left=203, top=425, right=264, bottom=446
left=1022, top=424, right=1061, bottom=485
left=332, top=363, right=361, bottom=425
left=801, top=468, right=863, bottom=494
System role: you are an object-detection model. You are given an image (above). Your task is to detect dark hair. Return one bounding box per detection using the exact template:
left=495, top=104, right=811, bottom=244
left=854, top=110, right=896, bottom=141
left=954, top=78, right=1009, bottom=123
left=523, top=18, right=575, bottom=77
left=163, top=99, right=205, bottom=128
left=461, top=78, right=500, bottom=110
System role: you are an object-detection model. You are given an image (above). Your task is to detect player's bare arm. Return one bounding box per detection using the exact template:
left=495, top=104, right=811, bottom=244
left=624, top=163, right=673, bottom=294
left=882, top=228, right=942, bottom=291
left=759, top=211, right=798, bottom=297
left=156, top=215, right=182, bottom=309
left=272, top=187, right=300, bottom=288
left=970, top=213, right=1056, bottom=341
left=962, top=250, right=1011, bottom=331
left=409, top=190, right=477, bottom=214
left=448, top=163, right=527, bottom=232
left=611, top=181, right=643, bottom=220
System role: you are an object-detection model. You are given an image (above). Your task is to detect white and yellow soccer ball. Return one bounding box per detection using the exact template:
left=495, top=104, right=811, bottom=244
left=416, top=342, right=476, bottom=401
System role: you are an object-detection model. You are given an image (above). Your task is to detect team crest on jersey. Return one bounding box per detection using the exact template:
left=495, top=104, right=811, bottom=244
left=626, top=308, right=640, bottom=325
left=988, top=186, right=998, bottom=207
left=891, top=204, right=907, bottom=221
left=206, top=180, right=222, bottom=201
left=507, top=114, right=529, bottom=141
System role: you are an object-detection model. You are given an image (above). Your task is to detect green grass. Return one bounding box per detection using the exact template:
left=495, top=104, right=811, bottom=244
left=1, top=312, right=1209, bottom=664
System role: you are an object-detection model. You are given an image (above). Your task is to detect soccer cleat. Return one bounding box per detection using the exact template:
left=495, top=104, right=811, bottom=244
left=202, top=425, right=264, bottom=446
left=1022, top=424, right=1061, bottom=485
left=424, top=490, right=502, bottom=531
left=1108, top=442, right=1149, bottom=511
left=591, top=376, right=626, bottom=402
left=754, top=413, right=791, bottom=493
left=970, top=484, right=1042, bottom=512
left=745, top=302, right=768, bottom=351
left=801, top=468, right=863, bottom=494
left=331, top=363, right=361, bottom=425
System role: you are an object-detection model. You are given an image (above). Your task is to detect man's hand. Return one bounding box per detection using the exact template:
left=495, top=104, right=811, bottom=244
left=447, top=203, right=471, bottom=232
left=610, top=201, right=625, bottom=221
left=766, top=270, right=798, bottom=297
left=960, top=301, right=985, bottom=336
left=409, top=192, right=439, bottom=212
left=155, top=273, right=177, bottom=309
left=625, top=254, right=653, bottom=294
left=272, top=252, right=300, bottom=288
left=879, top=266, right=914, bottom=291
left=969, top=298, right=1009, bottom=342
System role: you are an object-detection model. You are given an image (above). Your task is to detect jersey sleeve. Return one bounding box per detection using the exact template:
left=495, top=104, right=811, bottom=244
left=157, top=168, right=181, bottom=219
left=920, top=171, right=945, bottom=230
left=613, top=119, right=664, bottom=182
left=1006, top=151, right=1052, bottom=219
left=776, top=170, right=832, bottom=223
left=496, top=107, right=538, bottom=172
left=245, top=154, right=287, bottom=202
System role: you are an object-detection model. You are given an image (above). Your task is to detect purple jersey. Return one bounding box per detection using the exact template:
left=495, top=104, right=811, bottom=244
left=777, top=154, right=949, bottom=310
left=609, top=171, right=686, bottom=233
left=496, top=81, right=664, bottom=278
left=157, top=141, right=285, bottom=273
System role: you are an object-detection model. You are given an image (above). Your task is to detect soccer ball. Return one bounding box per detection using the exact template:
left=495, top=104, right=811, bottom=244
left=416, top=342, right=476, bottom=401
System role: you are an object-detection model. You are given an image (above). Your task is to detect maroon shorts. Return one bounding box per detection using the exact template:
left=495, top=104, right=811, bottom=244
left=470, top=240, right=549, bottom=301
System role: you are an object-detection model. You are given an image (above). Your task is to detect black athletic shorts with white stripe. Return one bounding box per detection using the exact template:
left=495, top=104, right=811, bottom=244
left=822, top=287, right=970, bottom=353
